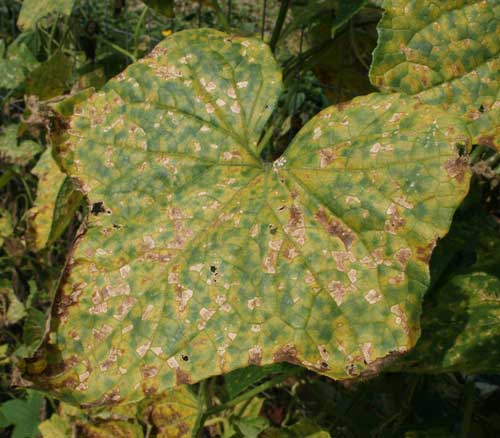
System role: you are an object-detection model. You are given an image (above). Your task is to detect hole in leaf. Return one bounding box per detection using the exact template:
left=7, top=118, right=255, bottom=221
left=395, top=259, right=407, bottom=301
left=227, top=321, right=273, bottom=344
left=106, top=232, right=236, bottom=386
left=181, top=354, right=189, bottom=362
left=269, top=224, right=277, bottom=235
left=456, top=143, right=467, bottom=156
left=479, top=104, right=485, bottom=113
left=91, top=202, right=105, bottom=215
left=210, top=265, right=217, bottom=273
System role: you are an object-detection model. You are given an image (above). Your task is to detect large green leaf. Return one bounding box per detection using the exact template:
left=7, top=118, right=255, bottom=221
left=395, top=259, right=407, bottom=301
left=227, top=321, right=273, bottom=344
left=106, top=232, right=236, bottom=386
left=32, top=29, right=470, bottom=406
left=17, top=0, right=76, bottom=30
left=370, top=0, right=500, bottom=151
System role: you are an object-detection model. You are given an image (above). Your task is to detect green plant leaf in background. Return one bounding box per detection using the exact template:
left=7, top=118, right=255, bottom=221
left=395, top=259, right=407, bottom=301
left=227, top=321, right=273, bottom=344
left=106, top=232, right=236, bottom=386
left=26, top=51, right=74, bottom=101
left=17, top=0, right=76, bottom=30
left=370, top=0, right=500, bottom=151
left=140, top=0, right=174, bottom=18
left=0, top=40, right=40, bottom=91
left=0, top=390, right=43, bottom=438
left=29, top=29, right=470, bottom=406
left=27, top=148, right=83, bottom=250
left=0, top=125, right=42, bottom=166
left=0, top=208, right=13, bottom=248
left=262, top=418, right=331, bottom=438
left=0, top=280, right=26, bottom=325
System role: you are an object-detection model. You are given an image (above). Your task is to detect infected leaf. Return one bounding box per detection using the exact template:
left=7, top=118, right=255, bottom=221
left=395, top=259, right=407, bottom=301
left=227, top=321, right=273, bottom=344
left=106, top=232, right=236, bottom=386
left=138, top=385, right=201, bottom=438
left=32, top=29, right=470, bottom=406
left=77, top=421, right=144, bottom=438
left=39, top=414, right=72, bottom=438
left=370, top=0, right=500, bottom=151
left=28, top=148, right=83, bottom=250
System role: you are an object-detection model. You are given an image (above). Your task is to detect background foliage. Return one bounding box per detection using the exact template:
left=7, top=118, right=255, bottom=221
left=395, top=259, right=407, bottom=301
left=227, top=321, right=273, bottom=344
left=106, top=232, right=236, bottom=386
left=0, top=1, right=499, bottom=437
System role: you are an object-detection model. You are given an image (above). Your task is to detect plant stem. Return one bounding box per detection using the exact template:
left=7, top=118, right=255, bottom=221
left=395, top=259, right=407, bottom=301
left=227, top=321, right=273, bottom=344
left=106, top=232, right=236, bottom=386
left=261, top=0, right=267, bottom=39
left=211, top=0, right=231, bottom=32
left=17, top=173, right=34, bottom=206
left=206, top=367, right=302, bottom=416
left=96, top=35, right=137, bottom=62
left=133, top=6, right=149, bottom=59
left=269, top=0, right=290, bottom=52
left=349, top=20, right=369, bottom=70
left=468, top=144, right=487, bottom=164
left=198, top=0, right=203, bottom=28
left=461, top=379, right=475, bottom=438
left=48, top=13, right=60, bottom=56
left=256, top=120, right=275, bottom=155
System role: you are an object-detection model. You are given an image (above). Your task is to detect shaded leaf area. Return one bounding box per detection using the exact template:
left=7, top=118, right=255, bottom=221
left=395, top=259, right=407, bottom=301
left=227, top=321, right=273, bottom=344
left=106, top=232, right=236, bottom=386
left=262, top=419, right=331, bottom=438
left=225, top=362, right=297, bottom=399
left=25, top=51, right=75, bottom=101
left=0, top=125, right=42, bottom=166
left=283, top=0, right=366, bottom=41
left=17, top=0, right=76, bottom=30
left=29, top=29, right=471, bottom=406
left=393, top=198, right=500, bottom=374
left=27, top=148, right=83, bottom=250
left=141, top=0, right=175, bottom=18
left=370, top=0, right=500, bottom=151
left=307, top=7, right=378, bottom=104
